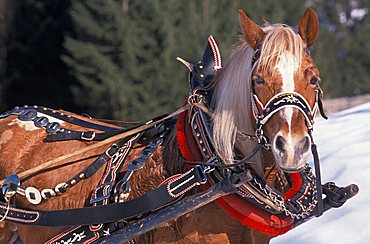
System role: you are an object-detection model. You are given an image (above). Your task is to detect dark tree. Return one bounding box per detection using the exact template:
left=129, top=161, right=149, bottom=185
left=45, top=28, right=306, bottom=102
left=4, top=0, right=74, bottom=111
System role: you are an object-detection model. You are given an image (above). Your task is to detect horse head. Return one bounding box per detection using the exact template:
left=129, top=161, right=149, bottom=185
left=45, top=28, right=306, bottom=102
left=212, top=8, right=324, bottom=174
left=241, top=8, right=322, bottom=172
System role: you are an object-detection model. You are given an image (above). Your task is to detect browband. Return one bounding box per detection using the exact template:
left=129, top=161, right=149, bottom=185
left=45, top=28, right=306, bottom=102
left=252, top=91, right=319, bottom=131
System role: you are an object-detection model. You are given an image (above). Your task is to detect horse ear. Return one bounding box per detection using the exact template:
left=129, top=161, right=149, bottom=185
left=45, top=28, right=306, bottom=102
left=238, top=9, right=264, bottom=48
left=298, top=8, right=319, bottom=47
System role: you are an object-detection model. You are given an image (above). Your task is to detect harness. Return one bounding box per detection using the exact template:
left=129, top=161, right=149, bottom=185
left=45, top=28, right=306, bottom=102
left=175, top=35, right=356, bottom=234
left=0, top=36, right=358, bottom=243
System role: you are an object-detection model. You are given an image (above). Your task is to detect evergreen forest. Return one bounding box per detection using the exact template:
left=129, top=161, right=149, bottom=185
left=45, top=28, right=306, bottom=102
left=1, top=0, right=369, bottom=121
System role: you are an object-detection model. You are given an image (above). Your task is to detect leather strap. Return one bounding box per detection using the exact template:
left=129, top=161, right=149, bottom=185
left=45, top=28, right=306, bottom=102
left=45, top=116, right=175, bottom=142
left=0, top=104, right=190, bottom=186
left=0, top=166, right=206, bottom=227
left=45, top=129, right=124, bottom=141
left=31, top=106, right=123, bottom=132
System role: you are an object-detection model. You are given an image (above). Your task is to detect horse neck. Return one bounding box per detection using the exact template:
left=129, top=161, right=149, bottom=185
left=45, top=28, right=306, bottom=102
left=161, top=129, right=186, bottom=176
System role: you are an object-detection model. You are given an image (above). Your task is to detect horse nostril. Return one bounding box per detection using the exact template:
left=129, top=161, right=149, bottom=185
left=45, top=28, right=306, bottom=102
left=274, top=135, right=286, bottom=154
left=298, top=136, right=311, bottom=155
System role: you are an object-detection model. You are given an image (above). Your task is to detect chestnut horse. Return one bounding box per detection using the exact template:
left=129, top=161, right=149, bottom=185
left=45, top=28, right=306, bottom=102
left=0, top=8, right=322, bottom=244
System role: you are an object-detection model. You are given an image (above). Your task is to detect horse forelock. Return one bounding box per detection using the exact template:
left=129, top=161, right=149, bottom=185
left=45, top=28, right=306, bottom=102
left=257, top=24, right=304, bottom=76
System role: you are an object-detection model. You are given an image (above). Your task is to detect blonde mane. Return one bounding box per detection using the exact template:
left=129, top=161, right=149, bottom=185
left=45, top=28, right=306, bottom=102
left=211, top=24, right=304, bottom=174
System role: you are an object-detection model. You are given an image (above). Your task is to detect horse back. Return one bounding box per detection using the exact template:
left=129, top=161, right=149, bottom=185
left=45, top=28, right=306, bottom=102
left=0, top=109, right=161, bottom=243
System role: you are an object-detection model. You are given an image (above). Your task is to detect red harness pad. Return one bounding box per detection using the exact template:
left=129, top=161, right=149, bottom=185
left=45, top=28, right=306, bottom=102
left=176, top=106, right=302, bottom=236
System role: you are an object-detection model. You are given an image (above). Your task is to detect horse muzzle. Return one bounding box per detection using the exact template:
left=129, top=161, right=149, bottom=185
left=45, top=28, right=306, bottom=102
left=271, top=132, right=311, bottom=172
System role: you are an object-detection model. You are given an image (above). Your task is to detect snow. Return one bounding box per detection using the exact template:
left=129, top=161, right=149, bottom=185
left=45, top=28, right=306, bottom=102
left=272, top=103, right=370, bottom=244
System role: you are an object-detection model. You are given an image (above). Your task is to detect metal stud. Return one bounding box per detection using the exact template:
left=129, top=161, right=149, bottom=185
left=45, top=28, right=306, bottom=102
left=79, top=173, right=85, bottom=179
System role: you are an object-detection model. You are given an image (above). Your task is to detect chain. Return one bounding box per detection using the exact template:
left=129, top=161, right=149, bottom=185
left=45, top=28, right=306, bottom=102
left=252, top=169, right=318, bottom=219
left=255, top=128, right=271, bottom=149
left=114, top=135, right=165, bottom=202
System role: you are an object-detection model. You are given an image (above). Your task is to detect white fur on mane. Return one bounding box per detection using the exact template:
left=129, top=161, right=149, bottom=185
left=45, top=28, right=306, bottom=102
left=211, top=25, right=304, bottom=174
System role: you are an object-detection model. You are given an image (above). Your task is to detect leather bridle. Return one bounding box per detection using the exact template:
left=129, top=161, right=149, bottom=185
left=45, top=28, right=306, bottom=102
left=249, top=43, right=329, bottom=216
left=251, top=90, right=318, bottom=145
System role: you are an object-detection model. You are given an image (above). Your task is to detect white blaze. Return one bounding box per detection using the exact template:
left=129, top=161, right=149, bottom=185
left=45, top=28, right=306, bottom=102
left=275, top=52, right=299, bottom=127
left=275, top=52, right=299, bottom=152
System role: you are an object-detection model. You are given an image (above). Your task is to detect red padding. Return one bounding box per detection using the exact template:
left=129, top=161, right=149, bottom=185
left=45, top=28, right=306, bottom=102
left=176, top=101, right=203, bottom=162
left=215, top=196, right=293, bottom=235
left=175, top=102, right=300, bottom=236
left=283, top=172, right=302, bottom=201
left=176, top=105, right=194, bottom=161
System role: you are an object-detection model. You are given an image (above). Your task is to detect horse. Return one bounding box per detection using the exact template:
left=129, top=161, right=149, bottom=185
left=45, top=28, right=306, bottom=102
left=0, top=7, right=323, bottom=244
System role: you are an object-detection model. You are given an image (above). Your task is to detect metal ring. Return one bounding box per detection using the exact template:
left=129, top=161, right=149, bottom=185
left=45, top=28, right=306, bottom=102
left=127, top=158, right=146, bottom=171
left=1, top=174, right=20, bottom=202
left=46, top=122, right=61, bottom=133
left=25, top=187, right=42, bottom=205
left=34, top=116, right=49, bottom=127
left=19, top=110, right=37, bottom=121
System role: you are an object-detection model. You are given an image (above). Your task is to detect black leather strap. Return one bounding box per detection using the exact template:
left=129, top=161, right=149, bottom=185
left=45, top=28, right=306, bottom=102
left=32, top=106, right=123, bottom=132
left=0, top=166, right=206, bottom=227
left=45, top=129, right=125, bottom=141
left=45, top=114, right=176, bottom=142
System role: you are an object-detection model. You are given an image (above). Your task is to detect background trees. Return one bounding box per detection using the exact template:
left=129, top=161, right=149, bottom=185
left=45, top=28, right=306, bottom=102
left=1, top=0, right=369, bottom=121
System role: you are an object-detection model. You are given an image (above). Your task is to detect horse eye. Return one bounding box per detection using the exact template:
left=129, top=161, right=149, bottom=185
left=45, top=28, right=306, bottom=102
left=254, top=77, right=265, bottom=85
left=310, top=76, right=319, bottom=85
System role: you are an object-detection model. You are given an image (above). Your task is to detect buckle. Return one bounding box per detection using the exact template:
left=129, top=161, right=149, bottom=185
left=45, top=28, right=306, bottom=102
left=105, top=144, right=118, bottom=158
left=194, top=165, right=208, bottom=185
left=90, top=183, right=113, bottom=204
left=81, top=131, right=96, bottom=141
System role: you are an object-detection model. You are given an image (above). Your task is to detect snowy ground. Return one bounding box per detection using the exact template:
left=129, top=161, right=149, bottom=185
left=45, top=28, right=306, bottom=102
left=272, top=103, right=370, bottom=244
